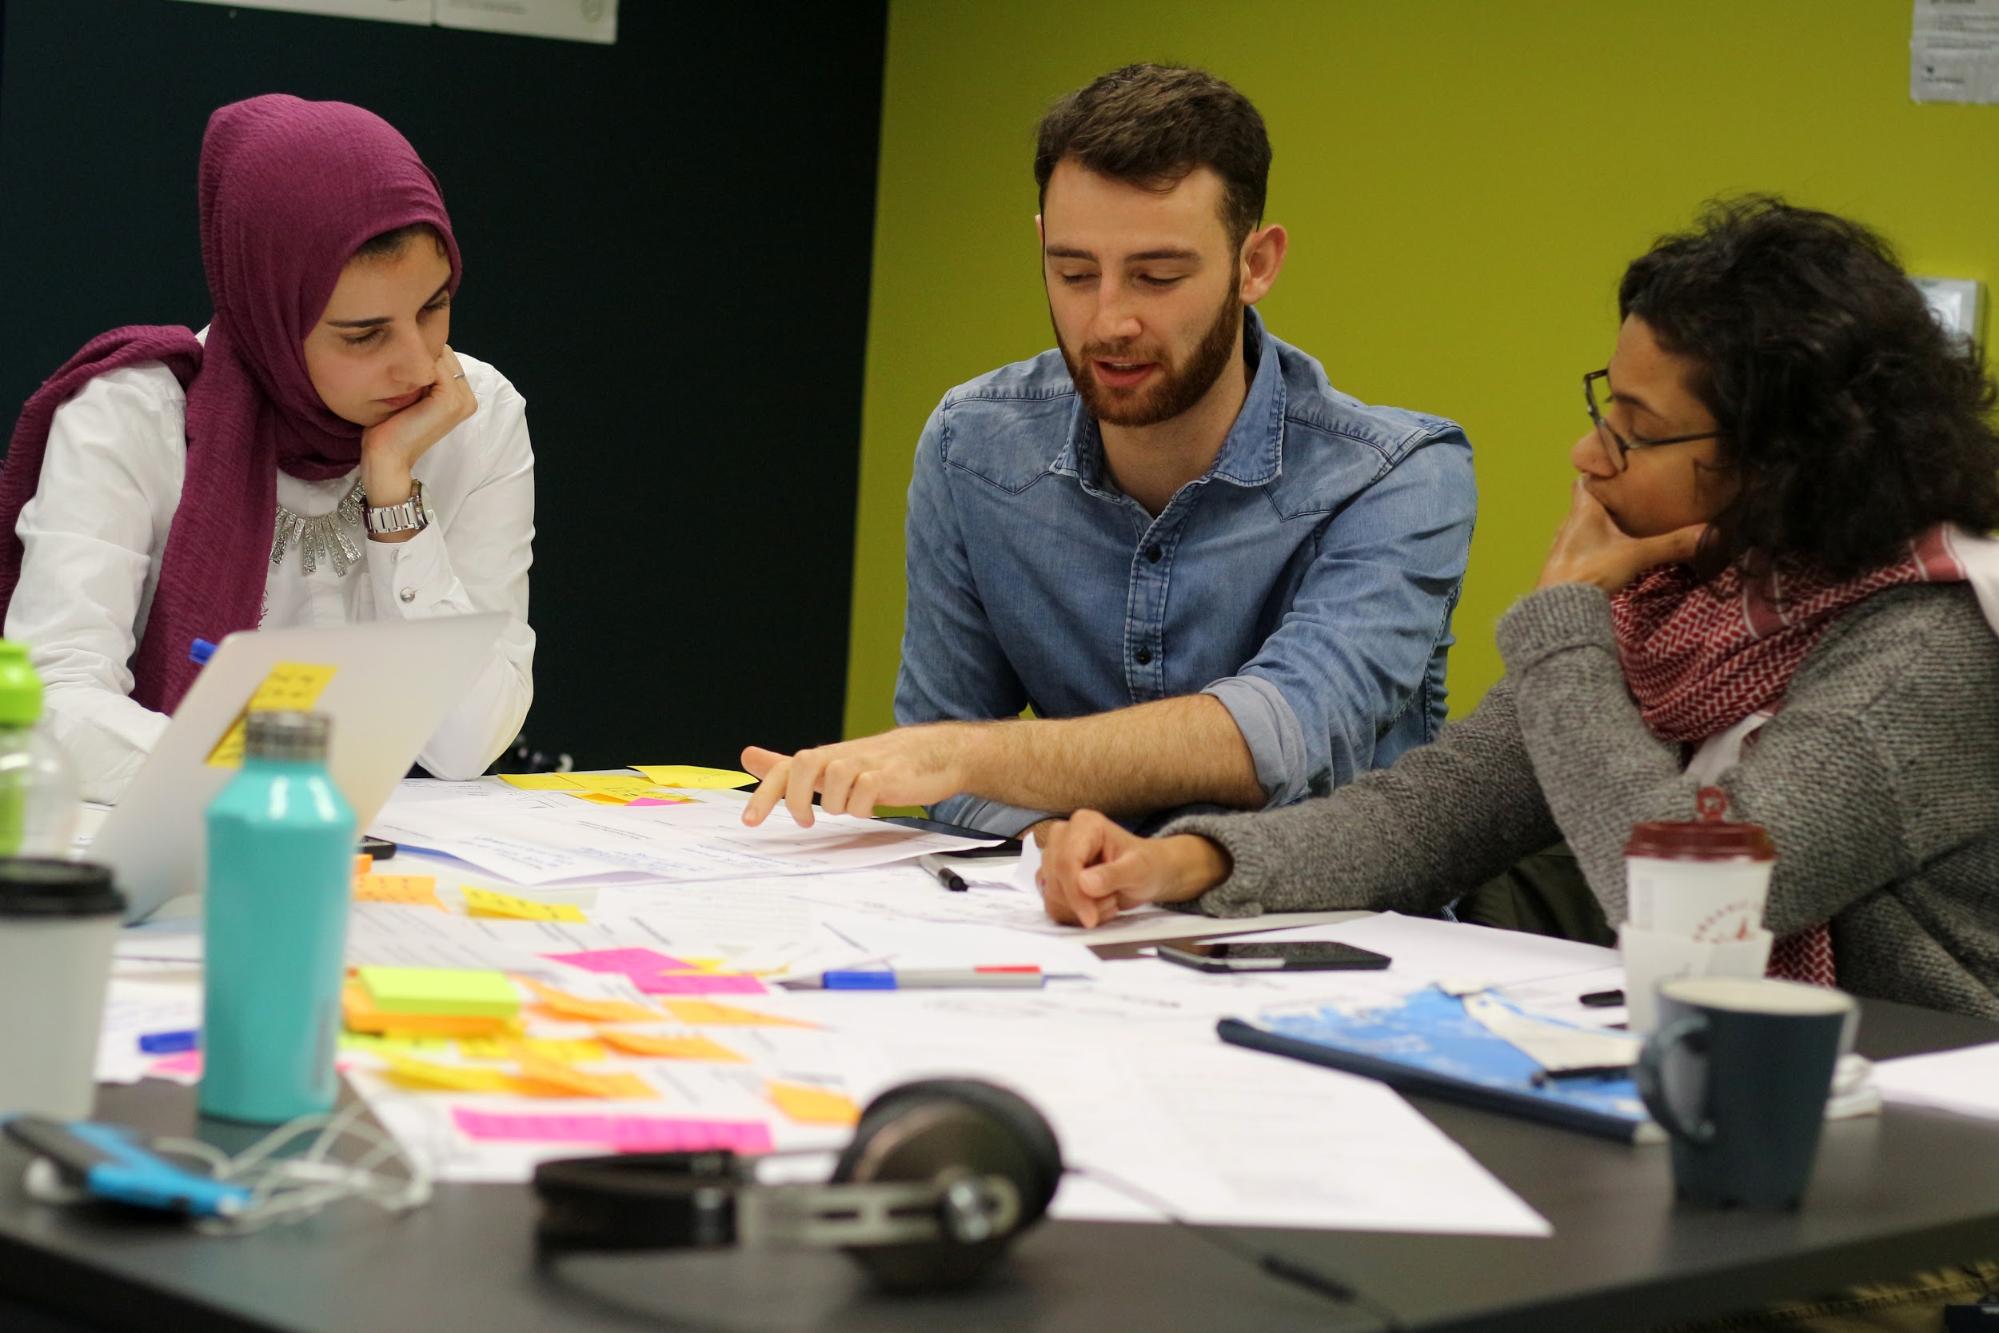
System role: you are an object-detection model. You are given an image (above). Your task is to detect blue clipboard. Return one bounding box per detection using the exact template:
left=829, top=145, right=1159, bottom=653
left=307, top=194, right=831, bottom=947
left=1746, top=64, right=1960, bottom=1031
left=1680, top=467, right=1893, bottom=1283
left=1218, top=985, right=1663, bottom=1145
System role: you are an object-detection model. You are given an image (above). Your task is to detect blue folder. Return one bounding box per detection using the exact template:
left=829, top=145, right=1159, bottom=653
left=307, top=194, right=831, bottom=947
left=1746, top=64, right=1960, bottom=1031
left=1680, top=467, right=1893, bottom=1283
left=1218, top=985, right=1664, bottom=1145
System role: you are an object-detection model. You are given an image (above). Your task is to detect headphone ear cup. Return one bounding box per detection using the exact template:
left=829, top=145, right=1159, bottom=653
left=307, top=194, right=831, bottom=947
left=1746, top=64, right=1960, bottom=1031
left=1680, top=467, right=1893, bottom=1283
left=833, top=1078, right=1063, bottom=1292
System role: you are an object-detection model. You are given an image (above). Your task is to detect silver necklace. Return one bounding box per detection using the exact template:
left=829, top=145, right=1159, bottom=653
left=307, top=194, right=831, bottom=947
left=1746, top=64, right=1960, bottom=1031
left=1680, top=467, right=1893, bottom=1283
left=270, top=479, right=366, bottom=577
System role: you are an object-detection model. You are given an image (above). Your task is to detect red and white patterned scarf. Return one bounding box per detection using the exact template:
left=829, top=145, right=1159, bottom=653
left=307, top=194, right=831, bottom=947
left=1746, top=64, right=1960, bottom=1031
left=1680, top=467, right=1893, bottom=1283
left=1610, top=525, right=1999, bottom=986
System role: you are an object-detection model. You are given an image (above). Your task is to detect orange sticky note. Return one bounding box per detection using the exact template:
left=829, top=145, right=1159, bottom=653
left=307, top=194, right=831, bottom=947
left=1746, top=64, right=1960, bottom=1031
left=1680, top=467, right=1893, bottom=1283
left=464, top=887, right=587, bottom=923
left=513, top=1051, right=659, bottom=1101
left=343, top=980, right=520, bottom=1037
left=355, top=873, right=442, bottom=909
left=596, top=1029, right=749, bottom=1063
left=355, top=854, right=373, bottom=877
left=659, top=999, right=820, bottom=1029
left=519, top=978, right=659, bottom=1024
left=767, top=1081, right=861, bottom=1126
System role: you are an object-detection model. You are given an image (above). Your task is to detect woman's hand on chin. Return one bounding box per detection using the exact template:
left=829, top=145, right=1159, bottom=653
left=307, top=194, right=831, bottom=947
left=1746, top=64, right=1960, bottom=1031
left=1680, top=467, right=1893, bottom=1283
left=1537, top=478, right=1707, bottom=593
left=1037, top=811, right=1229, bottom=928
left=360, top=343, right=476, bottom=506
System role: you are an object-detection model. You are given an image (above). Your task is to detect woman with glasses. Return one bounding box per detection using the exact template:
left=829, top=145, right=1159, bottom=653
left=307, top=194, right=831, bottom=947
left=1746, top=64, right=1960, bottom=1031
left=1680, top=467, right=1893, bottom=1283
left=1037, top=195, right=1999, bottom=1021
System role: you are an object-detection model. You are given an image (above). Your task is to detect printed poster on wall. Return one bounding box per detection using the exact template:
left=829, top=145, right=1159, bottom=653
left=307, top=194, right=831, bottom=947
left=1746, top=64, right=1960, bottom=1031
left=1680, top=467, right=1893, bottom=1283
left=169, top=0, right=616, bottom=44
left=1912, top=0, right=1999, bottom=103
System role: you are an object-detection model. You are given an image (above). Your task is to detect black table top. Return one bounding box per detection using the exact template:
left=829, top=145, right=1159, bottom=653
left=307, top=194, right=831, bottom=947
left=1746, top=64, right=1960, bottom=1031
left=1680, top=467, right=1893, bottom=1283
left=3, top=994, right=1996, bottom=1333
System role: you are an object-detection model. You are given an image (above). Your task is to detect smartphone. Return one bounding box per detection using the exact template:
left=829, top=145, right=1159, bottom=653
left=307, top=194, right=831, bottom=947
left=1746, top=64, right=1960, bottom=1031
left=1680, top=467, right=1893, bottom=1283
left=1156, top=940, right=1392, bottom=973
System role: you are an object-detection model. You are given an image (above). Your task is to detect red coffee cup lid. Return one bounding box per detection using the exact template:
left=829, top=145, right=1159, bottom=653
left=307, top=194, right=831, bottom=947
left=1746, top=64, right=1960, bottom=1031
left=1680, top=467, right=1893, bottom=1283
left=1624, top=787, right=1775, bottom=863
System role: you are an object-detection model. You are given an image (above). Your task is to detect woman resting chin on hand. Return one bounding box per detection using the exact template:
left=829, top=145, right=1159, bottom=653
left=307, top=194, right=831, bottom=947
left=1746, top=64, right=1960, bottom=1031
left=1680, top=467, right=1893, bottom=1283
left=1035, top=197, right=1999, bottom=1034
left=0, top=94, right=535, bottom=803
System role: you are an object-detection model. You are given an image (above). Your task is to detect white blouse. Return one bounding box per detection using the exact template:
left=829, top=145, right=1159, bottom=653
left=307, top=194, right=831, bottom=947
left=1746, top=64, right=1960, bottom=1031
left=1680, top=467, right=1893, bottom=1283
left=5, top=350, right=535, bottom=802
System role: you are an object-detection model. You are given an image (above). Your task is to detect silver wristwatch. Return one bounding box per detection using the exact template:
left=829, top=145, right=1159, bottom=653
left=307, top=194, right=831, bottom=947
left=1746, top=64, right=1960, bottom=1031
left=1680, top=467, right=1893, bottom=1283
left=363, top=480, right=429, bottom=536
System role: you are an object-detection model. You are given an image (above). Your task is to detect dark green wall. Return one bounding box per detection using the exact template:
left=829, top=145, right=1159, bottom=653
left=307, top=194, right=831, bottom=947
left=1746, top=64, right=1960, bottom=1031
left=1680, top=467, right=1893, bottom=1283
left=0, top=0, right=886, bottom=770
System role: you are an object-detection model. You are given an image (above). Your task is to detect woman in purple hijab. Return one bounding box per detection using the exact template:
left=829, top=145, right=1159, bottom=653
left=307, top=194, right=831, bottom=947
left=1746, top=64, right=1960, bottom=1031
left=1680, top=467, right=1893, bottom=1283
left=0, top=94, right=535, bottom=800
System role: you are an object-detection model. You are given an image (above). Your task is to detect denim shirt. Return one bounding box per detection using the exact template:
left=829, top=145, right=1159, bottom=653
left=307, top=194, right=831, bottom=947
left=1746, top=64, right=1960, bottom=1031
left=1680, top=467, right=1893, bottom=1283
left=895, top=310, right=1476, bottom=835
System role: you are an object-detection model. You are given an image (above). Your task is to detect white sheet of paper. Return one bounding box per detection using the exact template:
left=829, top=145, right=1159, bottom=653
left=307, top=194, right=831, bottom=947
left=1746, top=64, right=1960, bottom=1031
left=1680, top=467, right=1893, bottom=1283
left=372, top=790, right=995, bottom=885
left=1873, top=1041, right=1999, bottom=1119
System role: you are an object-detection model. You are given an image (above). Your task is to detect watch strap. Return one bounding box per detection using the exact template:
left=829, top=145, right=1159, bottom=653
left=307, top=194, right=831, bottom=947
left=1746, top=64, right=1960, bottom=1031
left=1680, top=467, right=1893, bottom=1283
left=364, top=479, right=429, bottom=535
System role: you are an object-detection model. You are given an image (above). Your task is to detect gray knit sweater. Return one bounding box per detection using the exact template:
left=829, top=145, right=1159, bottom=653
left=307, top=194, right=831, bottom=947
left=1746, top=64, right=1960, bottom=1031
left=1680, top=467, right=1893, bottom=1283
left=1165, top=582, right=1999, bottom=1020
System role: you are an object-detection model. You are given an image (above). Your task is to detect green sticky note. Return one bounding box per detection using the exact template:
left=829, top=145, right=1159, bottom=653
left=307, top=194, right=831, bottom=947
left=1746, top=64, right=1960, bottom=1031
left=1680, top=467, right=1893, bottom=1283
left=357, top=967, right=521, bottom=1018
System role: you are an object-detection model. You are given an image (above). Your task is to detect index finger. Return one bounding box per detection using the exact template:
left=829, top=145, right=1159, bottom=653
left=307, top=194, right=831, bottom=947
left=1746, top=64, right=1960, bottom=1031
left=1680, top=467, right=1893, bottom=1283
left=742, top=759, right=791, bottom=826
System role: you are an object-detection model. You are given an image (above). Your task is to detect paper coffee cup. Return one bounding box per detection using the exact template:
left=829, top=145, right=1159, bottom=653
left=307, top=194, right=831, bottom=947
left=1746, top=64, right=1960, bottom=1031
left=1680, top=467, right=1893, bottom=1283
left=1625, top=800, right=1776, bottom=941
left=0, top=859, right=125, bottom=1118
left=1627, top=857, right=1774, bottom=941
left=1620, top=923, right=1774, bottom=1036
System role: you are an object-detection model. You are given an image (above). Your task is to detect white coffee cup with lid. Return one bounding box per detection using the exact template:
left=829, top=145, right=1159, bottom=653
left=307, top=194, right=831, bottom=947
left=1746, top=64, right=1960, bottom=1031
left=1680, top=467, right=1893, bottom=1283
left=0, top=858, right=125, bottom=1118
left=1620, top=788, right=1777, bottom=1034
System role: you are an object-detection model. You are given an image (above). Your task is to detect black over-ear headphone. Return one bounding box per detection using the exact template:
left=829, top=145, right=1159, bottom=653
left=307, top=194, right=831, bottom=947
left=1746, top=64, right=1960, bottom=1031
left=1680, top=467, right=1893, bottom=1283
left=532, top=1078, right=1063, bottom=1293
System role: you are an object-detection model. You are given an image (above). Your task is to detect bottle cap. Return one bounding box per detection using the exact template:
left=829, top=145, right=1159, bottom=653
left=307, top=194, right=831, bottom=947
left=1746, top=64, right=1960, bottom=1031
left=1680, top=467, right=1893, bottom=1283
left=0, top=641, right=44, bottom=726
left=1624, top=786, right=1775, bottom=863
left=244, top=711, right=331, bottom=763
left=0, top=858, right=125, bottom=918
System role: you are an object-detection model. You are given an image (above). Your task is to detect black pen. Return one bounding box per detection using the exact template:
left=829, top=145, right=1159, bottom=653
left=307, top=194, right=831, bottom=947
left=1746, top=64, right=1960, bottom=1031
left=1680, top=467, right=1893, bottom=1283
left=1531, top=1064, right=1633, bottom=1086
left=917, top=854, right=968, bottom=892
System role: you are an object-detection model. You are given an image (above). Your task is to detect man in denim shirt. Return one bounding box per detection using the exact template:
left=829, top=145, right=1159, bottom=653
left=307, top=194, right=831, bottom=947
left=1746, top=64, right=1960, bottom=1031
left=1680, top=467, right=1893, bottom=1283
left=742, top=64, right=1475, bottom=837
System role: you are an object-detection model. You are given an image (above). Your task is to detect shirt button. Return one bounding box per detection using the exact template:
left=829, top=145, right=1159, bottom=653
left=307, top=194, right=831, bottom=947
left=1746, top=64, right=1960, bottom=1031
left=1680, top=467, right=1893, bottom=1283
left=1135, top=648, right=1153, bottom=666
left=398, top=587, right=416, bottom=604
left=1145, top=544, right=1163, bottom=563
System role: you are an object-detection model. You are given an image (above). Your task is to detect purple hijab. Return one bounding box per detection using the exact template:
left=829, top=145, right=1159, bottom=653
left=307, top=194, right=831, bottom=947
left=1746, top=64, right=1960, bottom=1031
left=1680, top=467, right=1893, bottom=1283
left=0, top=94, right=462, bottom=713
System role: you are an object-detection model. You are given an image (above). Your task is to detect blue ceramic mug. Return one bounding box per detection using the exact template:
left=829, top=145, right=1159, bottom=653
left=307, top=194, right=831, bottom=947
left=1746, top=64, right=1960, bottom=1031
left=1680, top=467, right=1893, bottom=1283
left=1634, top=976, right=1853, bottom=1209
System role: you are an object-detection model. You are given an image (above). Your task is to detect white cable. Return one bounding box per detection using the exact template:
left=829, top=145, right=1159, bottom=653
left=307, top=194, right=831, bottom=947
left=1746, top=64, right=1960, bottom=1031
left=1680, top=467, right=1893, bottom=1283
left=150, top=1102, right=430, bottom=1235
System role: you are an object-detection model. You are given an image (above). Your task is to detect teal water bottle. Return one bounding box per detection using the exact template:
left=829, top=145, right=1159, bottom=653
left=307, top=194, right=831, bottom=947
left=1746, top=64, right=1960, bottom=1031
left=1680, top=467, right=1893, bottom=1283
left=200, top=710, right=355, bottom=1124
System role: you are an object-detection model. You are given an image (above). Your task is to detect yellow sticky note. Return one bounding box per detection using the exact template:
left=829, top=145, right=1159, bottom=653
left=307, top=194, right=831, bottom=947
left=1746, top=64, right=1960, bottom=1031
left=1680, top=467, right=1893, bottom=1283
left=767, top=1081, right=861, bottom=1126
left=672, top=957, right=728, bottom=974
left=382, top=1055, right=519, bottom=1094
left=513, top=1051, right=659, bottom=1101
left=520, top=978, right=660, bottom=1024
left=660, top=999, right=820, bottom=1029
left=463, top=887, right=587, bottom=923
left=358, top=967, right=520, bottom=1018
left=632, top=765, right=757, bottom=790
left=595, top=1029, right=748, bottom=1063
left=457, top=1036, right=606, bottom=1063
left=338, top=1032, right=454, bottom=1058
left=575, top=792, right=631, bottom=806
left=205, top=662, right=339, bottom=767
left=355, top=873, right=442, bottom=909
left=498, top=772, right=589, bottom=790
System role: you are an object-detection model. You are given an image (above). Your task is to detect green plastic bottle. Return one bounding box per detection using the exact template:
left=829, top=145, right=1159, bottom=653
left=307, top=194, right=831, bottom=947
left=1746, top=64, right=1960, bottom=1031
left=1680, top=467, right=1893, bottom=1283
left=0, top=641, right=79, bottom=857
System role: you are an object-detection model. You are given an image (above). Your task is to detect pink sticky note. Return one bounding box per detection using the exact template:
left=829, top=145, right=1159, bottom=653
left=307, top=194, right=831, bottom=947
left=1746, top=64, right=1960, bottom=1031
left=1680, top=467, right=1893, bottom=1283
left=634, top=972, right=767, bottom=996
left=545, top=947, right=691, bottom=977
left=628, top=797, right=690, bottom=807
left=149, top=1051, right=203, bottom=1077
left=451, top=1108, right=773, bottom=1154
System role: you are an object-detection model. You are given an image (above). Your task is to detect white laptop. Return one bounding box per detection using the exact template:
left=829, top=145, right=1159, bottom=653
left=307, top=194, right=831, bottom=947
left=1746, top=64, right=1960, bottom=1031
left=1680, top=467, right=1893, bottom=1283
left=95, top=613, right=506, bottom=923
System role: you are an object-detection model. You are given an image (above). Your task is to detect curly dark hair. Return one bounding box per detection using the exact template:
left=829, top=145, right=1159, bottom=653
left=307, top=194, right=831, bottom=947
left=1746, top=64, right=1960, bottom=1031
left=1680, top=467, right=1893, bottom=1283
left=1619, top=195, right=1999, bottom=579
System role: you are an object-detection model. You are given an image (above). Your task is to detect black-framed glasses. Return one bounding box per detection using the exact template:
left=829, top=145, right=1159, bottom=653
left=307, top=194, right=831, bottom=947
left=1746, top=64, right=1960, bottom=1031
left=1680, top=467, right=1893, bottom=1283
left=1583, top=369, right=1725, bottom=472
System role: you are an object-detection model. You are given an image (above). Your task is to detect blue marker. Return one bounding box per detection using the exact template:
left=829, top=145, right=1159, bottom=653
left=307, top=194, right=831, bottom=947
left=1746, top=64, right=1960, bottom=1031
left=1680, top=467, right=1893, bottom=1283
left=189, top=638, right=217, bottom=666
left=781, top=968, right=1045, bottom=991
left=137, top=1029, right=199, bottom=1055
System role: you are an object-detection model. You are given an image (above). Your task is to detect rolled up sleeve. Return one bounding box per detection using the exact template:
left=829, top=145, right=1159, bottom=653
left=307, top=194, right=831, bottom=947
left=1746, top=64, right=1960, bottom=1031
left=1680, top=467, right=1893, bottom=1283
left=1202, top=427, right=1475, bottom=807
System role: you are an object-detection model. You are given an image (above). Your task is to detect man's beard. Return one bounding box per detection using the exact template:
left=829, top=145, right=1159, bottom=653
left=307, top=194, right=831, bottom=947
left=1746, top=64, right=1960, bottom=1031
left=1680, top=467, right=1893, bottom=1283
left=1057, top=289, right=1242, bottom=429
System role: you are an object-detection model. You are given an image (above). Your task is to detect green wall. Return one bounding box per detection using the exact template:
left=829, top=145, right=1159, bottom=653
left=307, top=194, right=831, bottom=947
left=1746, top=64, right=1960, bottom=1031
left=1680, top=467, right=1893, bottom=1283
left=845, top=0, right=1999, bottom=740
